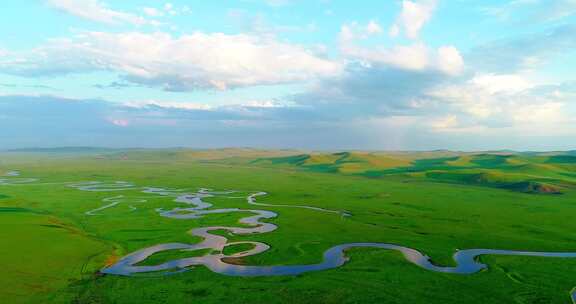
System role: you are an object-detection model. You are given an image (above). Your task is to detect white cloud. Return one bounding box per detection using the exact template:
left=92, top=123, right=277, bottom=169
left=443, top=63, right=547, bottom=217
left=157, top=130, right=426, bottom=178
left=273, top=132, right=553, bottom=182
left=365, top=20, right=383, bottom=35
left=511, top=102, right=567, bottom=124
left=389, top=24, right=400, bottom=37
left=337, top=13, right=460, bottom=76
left=436, top=46, right=464, bottom=76
left=48, top=0, right=159, bottom=26
left=339, top=24, right=356, bottom=42
left=430, top=115, right=458, bottom=130
left=163, top=3, right=177, bottom=15
left=340, top=38, right=463, bottom=75
left=142, top=7, right=164, bottom=17
left=470, top=74, right=533, bottom=94
left=434, top=87, right=494, bottom=118
left=390, top=0, right=438, bottom=40
left=342, top=43, right=430, bottom=71
left=338, top=21, right=383, bottom=41
left=426, top=76, right=521, bottom=120
left=1, top=31, right=342, bottom=91
left=339, top=21, right=464, bottom=75
left=422, top=74, right=576, bottom=135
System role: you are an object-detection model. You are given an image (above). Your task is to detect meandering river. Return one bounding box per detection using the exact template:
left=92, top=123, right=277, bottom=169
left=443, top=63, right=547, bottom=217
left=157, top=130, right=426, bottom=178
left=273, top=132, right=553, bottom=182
left=2, top=170, right=576, bottom=301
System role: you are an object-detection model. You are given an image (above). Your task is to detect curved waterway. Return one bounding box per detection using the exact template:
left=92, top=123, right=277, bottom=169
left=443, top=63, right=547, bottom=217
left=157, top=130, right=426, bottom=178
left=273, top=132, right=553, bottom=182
left=0, top=170, right=38, bottom=184
left=2, top=170, right=576, bottom=300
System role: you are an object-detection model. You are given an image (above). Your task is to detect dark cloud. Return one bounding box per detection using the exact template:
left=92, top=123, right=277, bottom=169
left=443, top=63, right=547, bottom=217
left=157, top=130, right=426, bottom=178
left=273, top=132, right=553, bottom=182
left=292, top=63, right=453, bottom=118
left=1, top=89, right=575, bottom=151
left=0, top=95, right=357, bottom=149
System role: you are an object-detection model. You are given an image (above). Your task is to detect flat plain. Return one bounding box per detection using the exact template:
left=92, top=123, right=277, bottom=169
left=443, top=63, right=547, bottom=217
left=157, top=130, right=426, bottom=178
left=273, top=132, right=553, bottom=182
left=1, top=148, right=576, bottom=304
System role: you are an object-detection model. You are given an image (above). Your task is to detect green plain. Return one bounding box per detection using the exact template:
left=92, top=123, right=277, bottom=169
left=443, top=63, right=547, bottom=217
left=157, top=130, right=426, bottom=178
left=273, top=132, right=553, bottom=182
left=0, top=149, right=575, bottom=303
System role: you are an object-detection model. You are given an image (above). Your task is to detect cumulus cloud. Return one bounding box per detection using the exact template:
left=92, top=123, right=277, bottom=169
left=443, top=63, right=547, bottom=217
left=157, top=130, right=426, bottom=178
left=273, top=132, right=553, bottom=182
left=422, top=76, right=576, bottom=133
left=338, top=19, right=463, bottom=76
left=436, top=46, right=464, bottom=76
left=2, top=2, right=574, bottom=151
left=469, top=74, right=533, bottom=94
left=47, top=0, right=160, bottom=26
left=285, top=20, right=466, bottom=127
left=390, top=0, right=438, bottom=39
left=0, top=31, right=342, bottom=91
left=341, top=42, right=425, bottom=71
left=291, top=50, right=576, bottom=140
left=339, top=27, right=463, bottom=75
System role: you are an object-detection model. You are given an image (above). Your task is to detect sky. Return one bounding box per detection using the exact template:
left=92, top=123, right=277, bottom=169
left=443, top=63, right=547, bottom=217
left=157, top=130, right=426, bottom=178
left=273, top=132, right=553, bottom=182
left=0, top=0, right=575, bottom=151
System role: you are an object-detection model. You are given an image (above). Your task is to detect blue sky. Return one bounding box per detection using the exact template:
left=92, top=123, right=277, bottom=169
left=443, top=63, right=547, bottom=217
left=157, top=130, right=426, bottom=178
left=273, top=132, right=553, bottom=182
left=1, top=0, right=575, bottom=150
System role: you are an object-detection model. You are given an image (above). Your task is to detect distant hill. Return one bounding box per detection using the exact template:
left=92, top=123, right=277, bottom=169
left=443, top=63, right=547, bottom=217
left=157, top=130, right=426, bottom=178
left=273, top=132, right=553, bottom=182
left=3, top=147, right=576, bottom=195
left=251, top=151, right=576, bottom=195
left=4, top=147, right=124, bottom=153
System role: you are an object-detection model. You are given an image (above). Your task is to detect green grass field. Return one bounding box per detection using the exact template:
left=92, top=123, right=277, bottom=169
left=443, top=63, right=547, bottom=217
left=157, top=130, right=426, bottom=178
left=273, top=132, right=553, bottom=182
left=1, top=149, right=576, bottom=303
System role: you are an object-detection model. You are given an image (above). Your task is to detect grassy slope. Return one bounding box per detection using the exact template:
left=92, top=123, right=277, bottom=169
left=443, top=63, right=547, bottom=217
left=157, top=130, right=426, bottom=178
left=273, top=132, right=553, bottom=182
left=254, top=152, right=576, bottom=194
left=0, top=151, right=576, bottom=303
left=0, top=207, right=109, bottom=303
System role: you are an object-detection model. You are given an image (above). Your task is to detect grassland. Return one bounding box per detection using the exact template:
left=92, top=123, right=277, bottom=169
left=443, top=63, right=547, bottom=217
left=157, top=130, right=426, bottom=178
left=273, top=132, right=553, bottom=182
left=1, top=149, right=576, bottom=303
left=0, top=207, right=110, bottom=303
